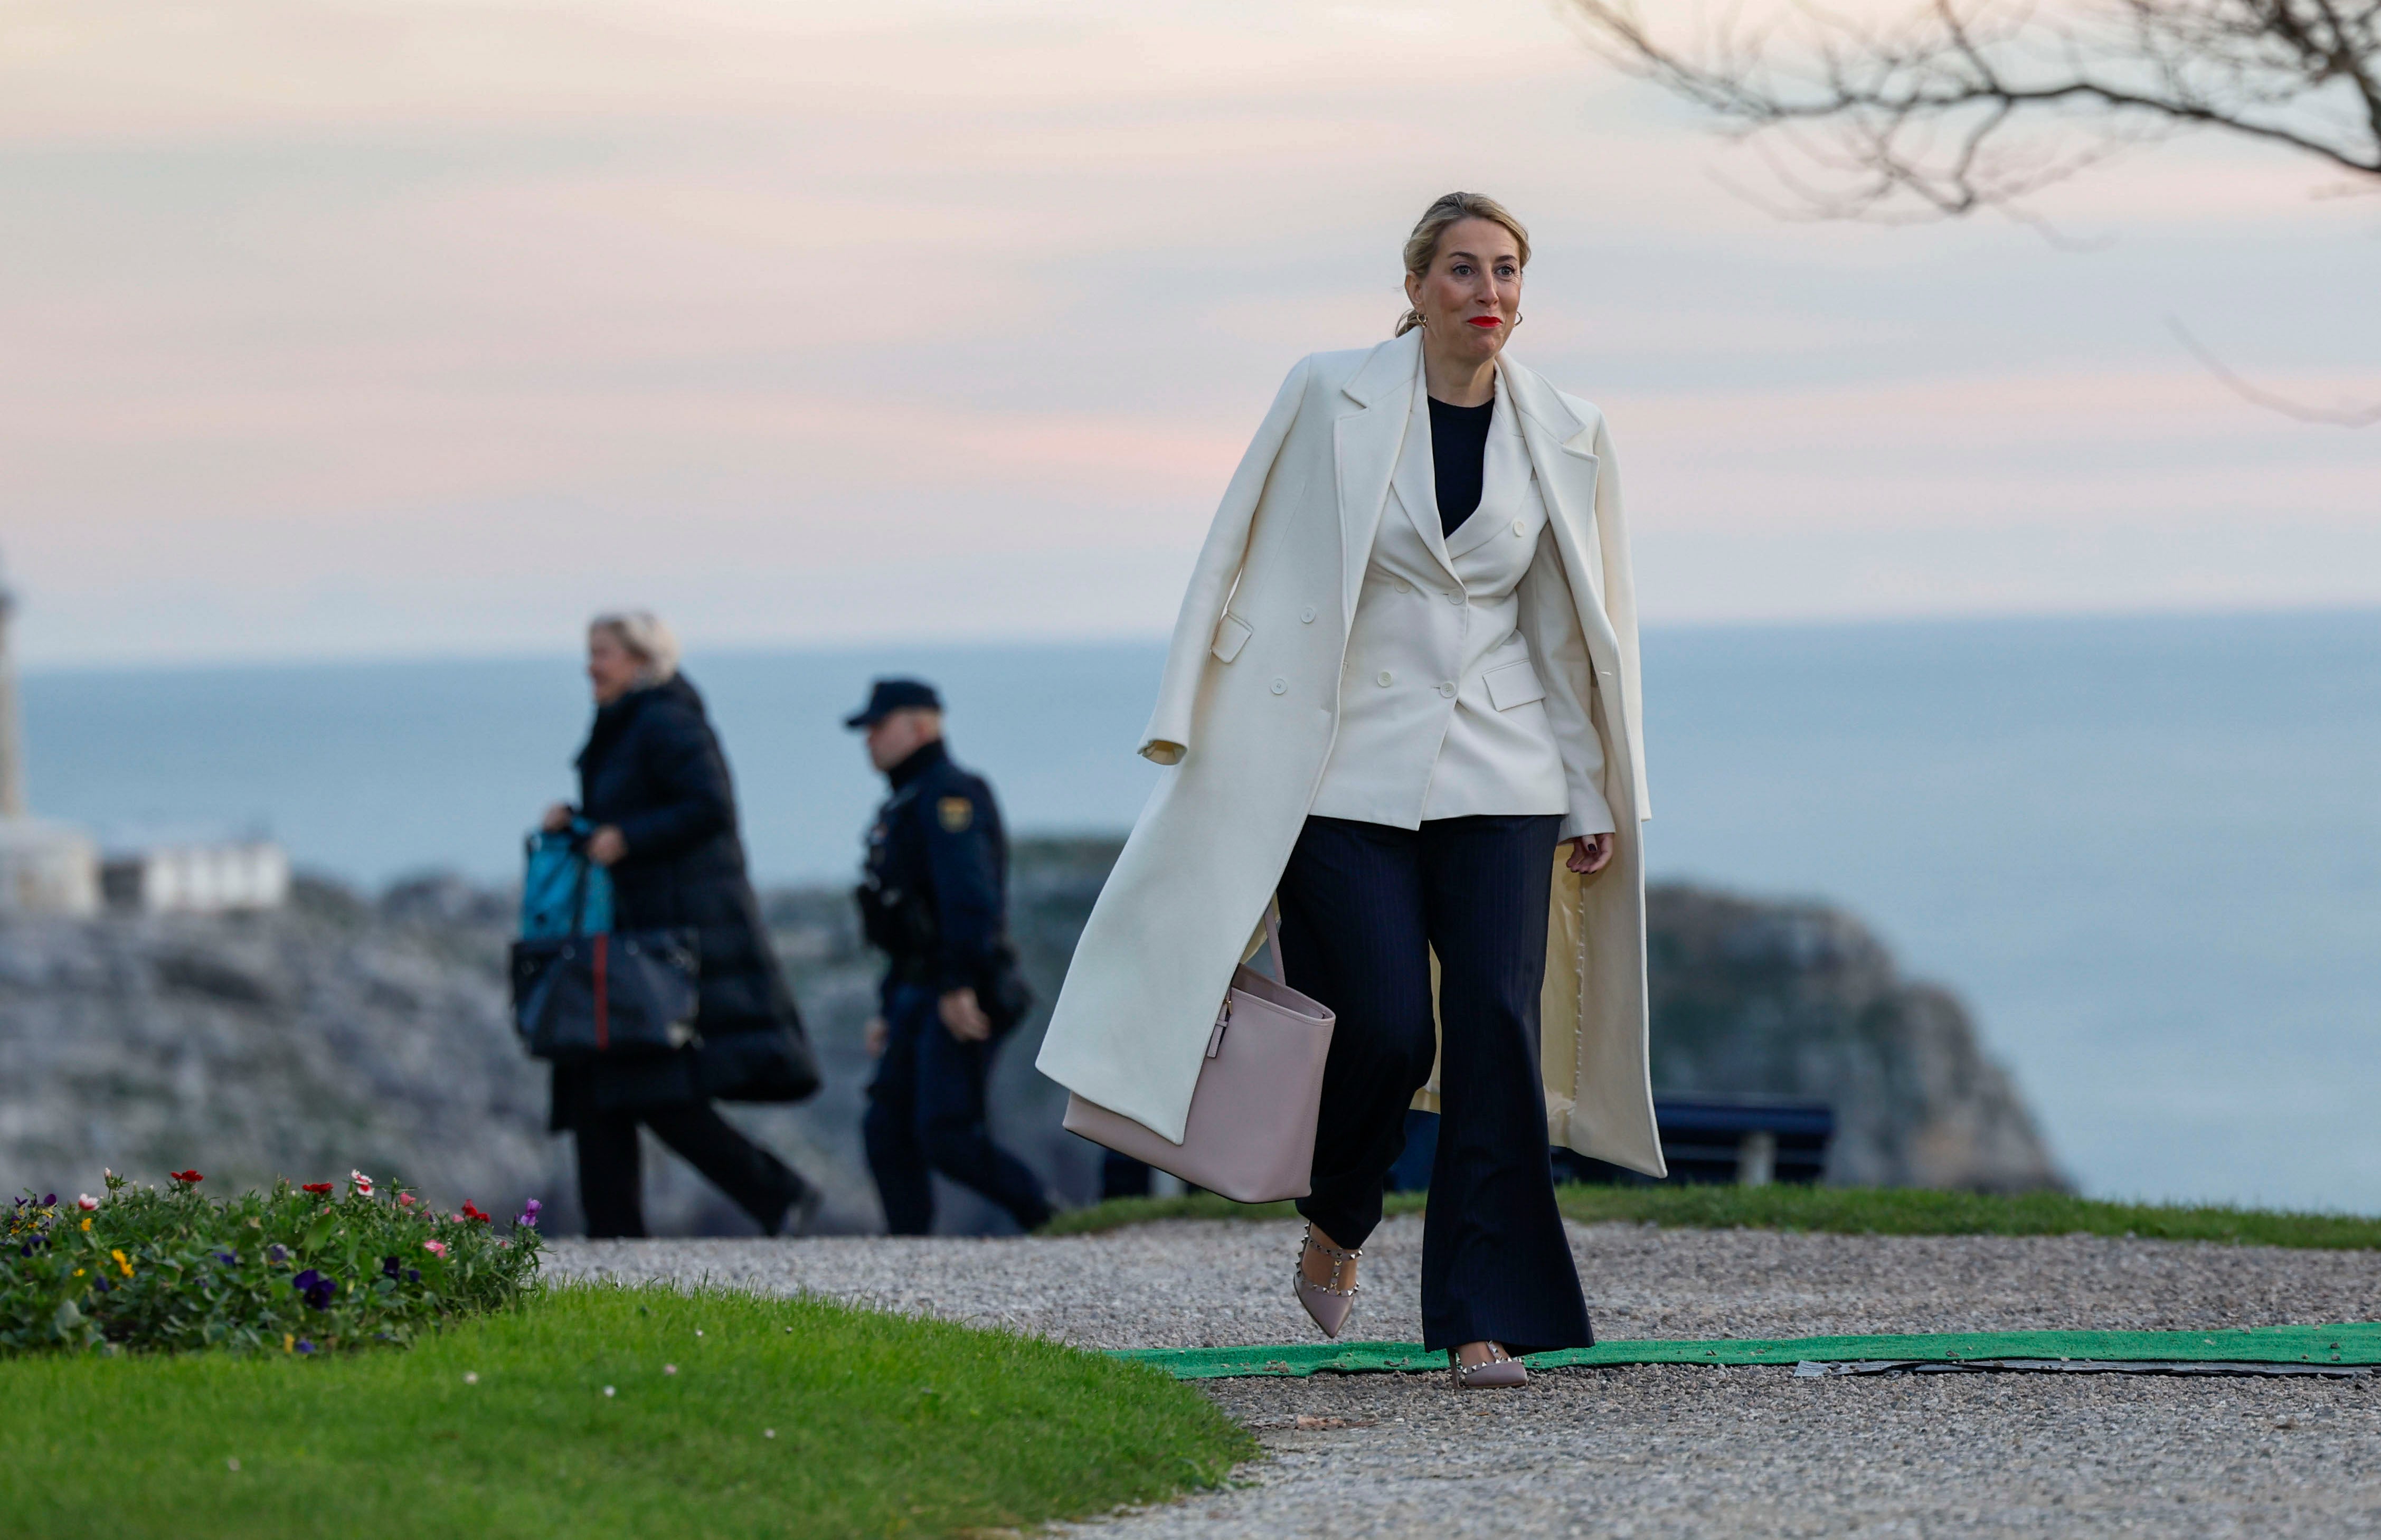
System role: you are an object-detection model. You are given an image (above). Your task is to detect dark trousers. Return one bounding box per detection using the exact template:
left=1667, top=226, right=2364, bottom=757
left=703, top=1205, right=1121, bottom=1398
left=864, top=982, right=1052, bottom=1235
left=1278, top=814, right=1592, bottom=1355
left=574, top=1101, right=805, bottom=1240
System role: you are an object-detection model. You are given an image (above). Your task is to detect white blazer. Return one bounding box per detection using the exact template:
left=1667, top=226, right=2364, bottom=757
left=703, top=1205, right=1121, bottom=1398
left=1036, top=329, right=1664, bottom=1176
left=1310, top=361, right=1615, bottom=837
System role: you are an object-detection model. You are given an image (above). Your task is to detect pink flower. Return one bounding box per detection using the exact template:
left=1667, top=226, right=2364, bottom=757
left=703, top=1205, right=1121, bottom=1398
left=422, top=1240, right=448, bottom=1258
left=75, top=1194, right=97, bottom=1212
left=349, top=1170, right=373, bottom=1197
left=397, top=1193, right=417, bottom=1207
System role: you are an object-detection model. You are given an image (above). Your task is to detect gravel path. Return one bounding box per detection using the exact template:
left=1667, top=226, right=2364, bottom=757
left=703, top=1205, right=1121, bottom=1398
left=545, top=1219, right=2381, bottom=1536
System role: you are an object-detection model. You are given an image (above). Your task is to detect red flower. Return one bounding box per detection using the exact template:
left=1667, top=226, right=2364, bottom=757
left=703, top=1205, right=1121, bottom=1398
left=301, top=1183, right=335, bottom=1195
left=459, top=1202, right=492, bottom=1224
left=169, top=1170, right=203, bottom=1184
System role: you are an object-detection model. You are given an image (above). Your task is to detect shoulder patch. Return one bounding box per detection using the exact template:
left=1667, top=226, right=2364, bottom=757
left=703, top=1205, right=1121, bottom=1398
left=937, top=796, right=974, bottom=833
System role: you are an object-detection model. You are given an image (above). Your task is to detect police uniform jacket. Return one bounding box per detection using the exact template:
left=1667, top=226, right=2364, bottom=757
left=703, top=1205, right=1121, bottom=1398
left=861, top=739, right=1010, bottom=1009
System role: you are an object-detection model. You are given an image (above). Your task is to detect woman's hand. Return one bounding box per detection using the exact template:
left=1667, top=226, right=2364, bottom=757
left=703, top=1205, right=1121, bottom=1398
left=541, top=803, right=575, bottom=834
left=1565, top=833, right=1614, bottom=876
left=585, top=826, right=628, bottom=866
left=939, top=988, right=993, bottom=1042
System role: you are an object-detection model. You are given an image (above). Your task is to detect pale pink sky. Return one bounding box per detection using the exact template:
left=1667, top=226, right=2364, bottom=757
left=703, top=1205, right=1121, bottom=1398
left=2, top=0, right=2375, bottom=665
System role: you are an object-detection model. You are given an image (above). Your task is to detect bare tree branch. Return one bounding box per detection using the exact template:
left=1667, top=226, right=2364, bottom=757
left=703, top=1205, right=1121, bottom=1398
left=1565, top=1, right=2381, bottom=217
left=1563, top=2, right=2381, bottom=426
left=2167, top=316, right=2381, bottom=423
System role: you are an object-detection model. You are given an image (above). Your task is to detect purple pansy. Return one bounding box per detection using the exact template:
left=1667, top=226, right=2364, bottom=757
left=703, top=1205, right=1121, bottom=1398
left=291, top=1268, right=336, bottom=1310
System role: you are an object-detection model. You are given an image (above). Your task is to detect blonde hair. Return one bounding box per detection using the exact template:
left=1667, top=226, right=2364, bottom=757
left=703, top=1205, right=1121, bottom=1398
left=1395, top=192, right=1532, bottom=337
left=590, top=610, right=681, bottom=685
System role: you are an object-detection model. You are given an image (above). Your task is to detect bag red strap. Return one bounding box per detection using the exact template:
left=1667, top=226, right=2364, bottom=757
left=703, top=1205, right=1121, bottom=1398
left=593, top=933, right=610, bottom=1052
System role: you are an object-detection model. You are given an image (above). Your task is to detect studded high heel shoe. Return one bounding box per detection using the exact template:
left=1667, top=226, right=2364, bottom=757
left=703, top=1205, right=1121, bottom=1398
left=1450, top=1342, right=1527, bottom=1390
left=1293, top=1224, right=1362, bottom=1339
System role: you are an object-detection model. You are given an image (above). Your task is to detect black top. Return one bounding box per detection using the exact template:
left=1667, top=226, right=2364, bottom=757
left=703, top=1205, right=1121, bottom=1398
left=858, top=737, right=1012, bottom=999
left=1428, top=395, right=1496, bottom=537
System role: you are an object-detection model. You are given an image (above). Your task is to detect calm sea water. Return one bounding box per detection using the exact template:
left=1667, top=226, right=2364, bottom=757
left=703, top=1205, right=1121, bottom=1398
left=21, top=610, right=2381, bottom=1213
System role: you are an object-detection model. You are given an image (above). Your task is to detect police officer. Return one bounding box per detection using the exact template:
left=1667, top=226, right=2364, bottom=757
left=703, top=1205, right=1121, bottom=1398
left=847, top=678, right=1052, bottom=1235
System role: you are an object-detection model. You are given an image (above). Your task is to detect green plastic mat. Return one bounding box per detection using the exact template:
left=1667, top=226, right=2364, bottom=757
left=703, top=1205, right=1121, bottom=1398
left=1112, top=1322, right=2381, bottom=1379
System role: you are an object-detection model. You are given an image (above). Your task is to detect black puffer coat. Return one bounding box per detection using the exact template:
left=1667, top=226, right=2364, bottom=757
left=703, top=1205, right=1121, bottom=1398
left=550, top=676, right=817, bottom=1129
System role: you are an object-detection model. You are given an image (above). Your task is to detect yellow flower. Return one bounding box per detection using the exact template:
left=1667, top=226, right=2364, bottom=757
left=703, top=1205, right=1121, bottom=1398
left=284, top=1334, right=295, bottom=1353
left=72, top=1268, right=84, bottom=1278
left=111, top=1249, right=133, bottom=1279
left=79, top=1217, right=91, bottom=1232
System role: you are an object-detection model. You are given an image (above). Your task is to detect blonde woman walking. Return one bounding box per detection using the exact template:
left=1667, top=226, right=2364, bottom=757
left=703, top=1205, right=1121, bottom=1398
left=1040, top=193, right=1664, bottom=1388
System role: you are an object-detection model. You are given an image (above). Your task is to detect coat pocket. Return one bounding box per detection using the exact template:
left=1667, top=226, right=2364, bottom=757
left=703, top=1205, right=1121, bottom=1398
left=1212, top=613, right=1253, bottom=663
left=1483, top=657, right=1546, bottom=711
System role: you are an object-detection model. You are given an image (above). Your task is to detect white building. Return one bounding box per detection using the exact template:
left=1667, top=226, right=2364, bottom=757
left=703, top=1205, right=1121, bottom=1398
left=100, top=840, right=290, bottom=914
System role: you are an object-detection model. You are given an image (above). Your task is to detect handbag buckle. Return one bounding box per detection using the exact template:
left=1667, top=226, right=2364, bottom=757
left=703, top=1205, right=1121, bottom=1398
left=1206, top=997, right=1230, bottom=1059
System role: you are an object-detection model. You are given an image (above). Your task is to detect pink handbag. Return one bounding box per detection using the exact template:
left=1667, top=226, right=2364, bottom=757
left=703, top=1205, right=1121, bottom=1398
left=1062, top=906, right=1335, bottom=1203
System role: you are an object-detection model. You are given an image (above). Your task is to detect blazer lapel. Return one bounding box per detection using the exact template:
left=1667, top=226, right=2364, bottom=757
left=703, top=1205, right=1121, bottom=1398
left=1333, top=331, right=1423, bottom=623
left=1444, top=395, right=1530, bottom=562
left=1391, top=375, right=1462, bottom=583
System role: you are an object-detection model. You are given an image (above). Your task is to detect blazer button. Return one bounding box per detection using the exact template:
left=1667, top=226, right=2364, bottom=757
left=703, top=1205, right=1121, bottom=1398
left=1447, top=591, right=1464, bottom=606
left=1300, top=606, right=1317, bottom=623
left=1511, top=518, right=1527, bottom=536
left=1376, top=670, right=1394, bottom=687
left=1393, top=578, right=1412, bottom=594
left=1438, top=681, right=1456, bottom=698
left=1270, top=677, right=1287, bottom=695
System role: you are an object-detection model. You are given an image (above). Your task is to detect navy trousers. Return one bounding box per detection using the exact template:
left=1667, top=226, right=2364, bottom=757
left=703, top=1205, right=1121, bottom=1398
left=1278, top=814, right=1592, bottom=1355
left=864, top=982, right=1052, bottom=1235
left=574, top=1102, right=805, bottom=1239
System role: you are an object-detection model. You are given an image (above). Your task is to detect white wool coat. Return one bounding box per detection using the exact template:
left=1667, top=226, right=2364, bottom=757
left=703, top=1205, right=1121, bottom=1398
left=1036, top=329, right=1664, bottom=1176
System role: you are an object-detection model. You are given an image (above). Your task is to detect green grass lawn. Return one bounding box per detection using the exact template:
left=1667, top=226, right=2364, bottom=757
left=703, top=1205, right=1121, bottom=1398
left=1042, top=1183, right=2381, bottom=1250
left=0, top=1284, right=1250, bottom=1539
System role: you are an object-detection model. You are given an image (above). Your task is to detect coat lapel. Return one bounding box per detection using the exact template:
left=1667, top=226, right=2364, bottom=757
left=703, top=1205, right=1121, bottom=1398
left=1333, top=332, right=1422, bottom=624
left=1500, top=353, right=1618, bottom=658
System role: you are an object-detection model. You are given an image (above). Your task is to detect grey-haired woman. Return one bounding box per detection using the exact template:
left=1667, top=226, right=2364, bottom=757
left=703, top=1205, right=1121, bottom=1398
left=541, top=612, right=822, bottom=1237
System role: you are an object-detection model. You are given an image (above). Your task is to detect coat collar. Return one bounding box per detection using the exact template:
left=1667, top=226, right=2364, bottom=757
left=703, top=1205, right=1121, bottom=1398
left=1499, top=352, right=1609, bottom=612
left=1495, top=350, right=1591, bottom=454
left=1339, top=327, right=1421, bottom=408
left=1331, top=332, right=1422, bottom=623
left=1335, top=333, right=1593, bottom=617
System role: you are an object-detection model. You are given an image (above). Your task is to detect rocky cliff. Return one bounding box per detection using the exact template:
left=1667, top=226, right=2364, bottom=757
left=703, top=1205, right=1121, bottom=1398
left=0, top=838, right=2061, bottom=1233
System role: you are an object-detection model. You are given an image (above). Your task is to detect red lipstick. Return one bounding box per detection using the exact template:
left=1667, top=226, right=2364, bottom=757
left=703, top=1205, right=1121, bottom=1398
left=1467, top=316, right=1501, bottom=328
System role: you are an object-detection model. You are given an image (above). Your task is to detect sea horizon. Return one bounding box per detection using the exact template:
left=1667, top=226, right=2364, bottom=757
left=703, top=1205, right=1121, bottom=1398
left=15, top=606, right=2381, bottom=1216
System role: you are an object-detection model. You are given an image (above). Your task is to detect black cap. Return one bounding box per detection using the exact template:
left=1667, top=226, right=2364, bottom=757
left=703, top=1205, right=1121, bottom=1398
left=843, top=677, right=942, bottom=729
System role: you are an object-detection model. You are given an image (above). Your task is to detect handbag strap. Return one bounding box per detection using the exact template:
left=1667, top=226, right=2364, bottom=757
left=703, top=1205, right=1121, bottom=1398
left=1260, top=900, right=1284, bottom=983
left=567, top=848, right=591, bottom=939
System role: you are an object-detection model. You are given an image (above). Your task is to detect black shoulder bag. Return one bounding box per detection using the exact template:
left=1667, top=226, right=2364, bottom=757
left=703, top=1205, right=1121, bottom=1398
left=509, top=849, right=701, bottom=1061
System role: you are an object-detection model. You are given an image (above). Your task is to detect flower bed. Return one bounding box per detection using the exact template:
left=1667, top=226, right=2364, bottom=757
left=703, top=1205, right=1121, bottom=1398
left=2, top=1170, right=541, bottom=1355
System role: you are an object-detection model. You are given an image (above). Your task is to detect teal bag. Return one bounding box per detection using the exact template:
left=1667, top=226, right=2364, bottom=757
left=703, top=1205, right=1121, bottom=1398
left=519, top=823, right=612, bottom=940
